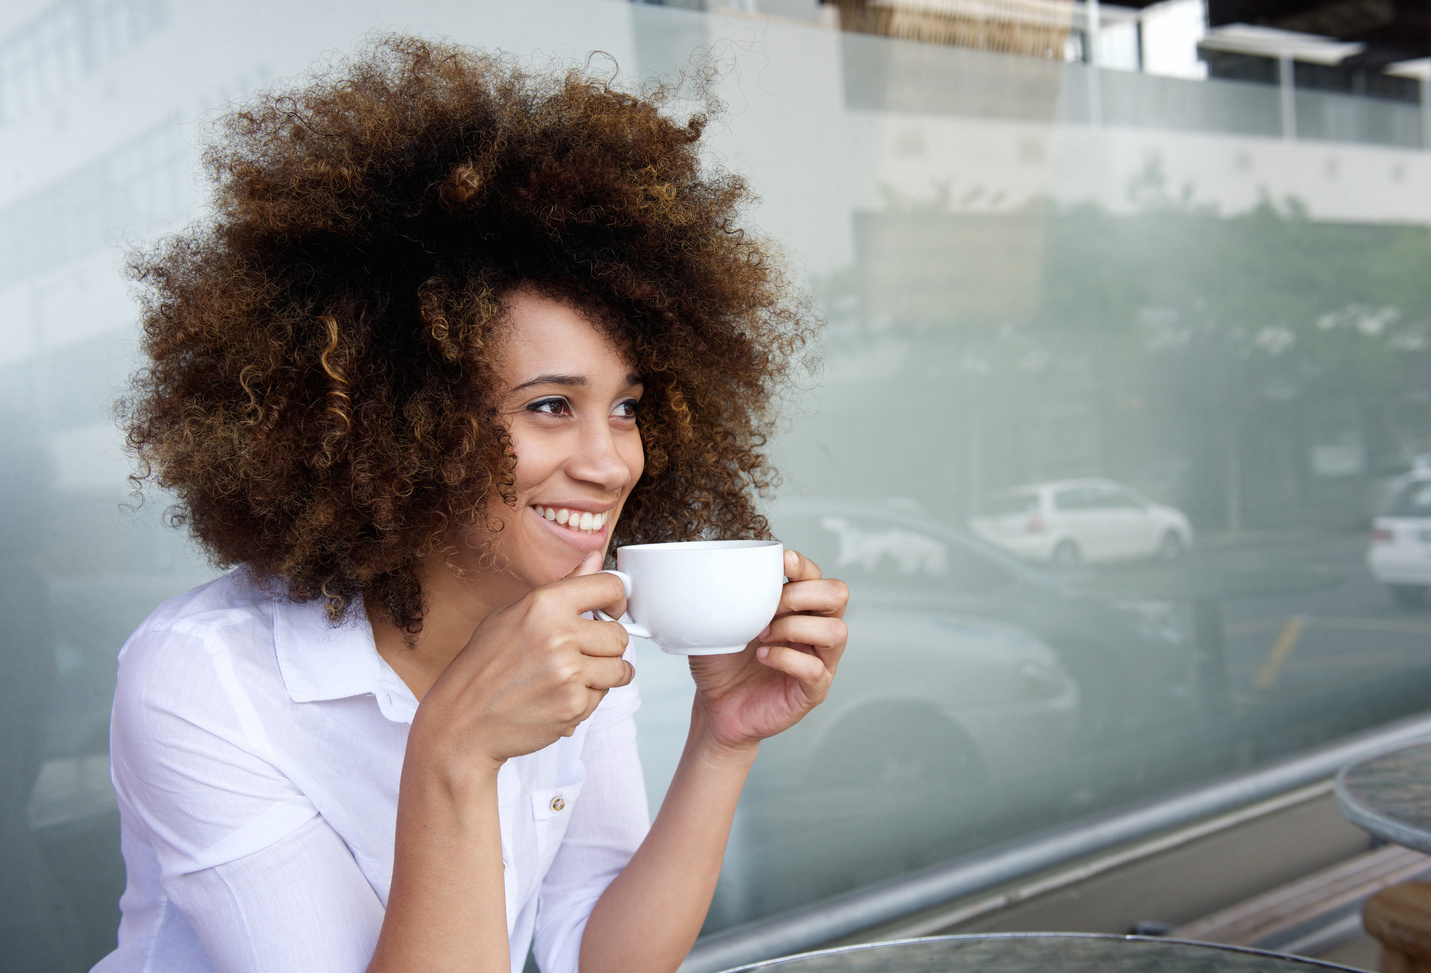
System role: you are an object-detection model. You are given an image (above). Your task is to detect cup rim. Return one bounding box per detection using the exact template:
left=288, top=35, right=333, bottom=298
left=615, top=539, right=782, bottom=553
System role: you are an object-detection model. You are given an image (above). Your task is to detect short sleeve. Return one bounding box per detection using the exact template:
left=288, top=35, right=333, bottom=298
left=110, top=623, right=319, bottom=880
left=531, top=671, right=649, bottom=973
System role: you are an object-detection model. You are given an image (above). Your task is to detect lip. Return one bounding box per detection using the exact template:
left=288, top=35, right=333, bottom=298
left=529, top=503, right=614, bottom=553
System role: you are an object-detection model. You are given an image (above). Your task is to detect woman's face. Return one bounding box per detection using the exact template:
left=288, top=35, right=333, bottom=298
left=465, top=289, right=645, bottom=594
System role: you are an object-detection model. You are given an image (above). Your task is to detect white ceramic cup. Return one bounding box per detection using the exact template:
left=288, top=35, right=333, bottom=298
left=597, top=539, right=785, bottom=655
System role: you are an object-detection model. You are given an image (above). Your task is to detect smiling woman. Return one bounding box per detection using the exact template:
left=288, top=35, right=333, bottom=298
left=98, top=35, right=848, bottom=973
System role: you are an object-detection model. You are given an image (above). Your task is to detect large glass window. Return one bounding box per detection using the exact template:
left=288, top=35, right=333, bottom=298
left=3, top=0, right=1430, bottom=965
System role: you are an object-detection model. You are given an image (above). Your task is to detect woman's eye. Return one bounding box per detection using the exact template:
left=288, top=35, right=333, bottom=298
left=528, top=397, right=570, bottom=417
left=613, top=399, right=640, bottom=420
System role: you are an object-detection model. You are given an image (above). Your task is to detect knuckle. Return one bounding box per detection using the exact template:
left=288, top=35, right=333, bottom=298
left=559, top=688, right=587, bottom=722
left=521, top=592, right=554, bottom=625
left=529, top=585, right=567, bottom=616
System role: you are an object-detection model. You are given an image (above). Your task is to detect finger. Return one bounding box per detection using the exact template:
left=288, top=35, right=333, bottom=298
left=564, top=551, right=604, bottom=579
left=583, top=656, right=635, bottom=691
left=782, top=548, right=823, bottom=583
left=566, top=687, right=611, bottom=734
left=764, top=614, right=847, bottom=653
left=545, top=571, right=630, bottom=621
left=774, top=578, right=849, bottom=618
left=756, top=642, right=830, bottom=687
left=579, top=618, right=631, bottom=658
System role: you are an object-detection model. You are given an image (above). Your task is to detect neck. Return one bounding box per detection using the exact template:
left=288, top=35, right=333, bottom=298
left=370, top=556, right=520, bottom=701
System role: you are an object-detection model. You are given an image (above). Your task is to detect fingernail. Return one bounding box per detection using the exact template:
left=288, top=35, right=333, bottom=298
left=757, top=645, right=770, bottom=660
left=759, top=624, right=771, bottom=640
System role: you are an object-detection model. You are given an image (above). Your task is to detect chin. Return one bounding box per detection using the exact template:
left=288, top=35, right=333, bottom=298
left=523, top=544, right=597, bottom=588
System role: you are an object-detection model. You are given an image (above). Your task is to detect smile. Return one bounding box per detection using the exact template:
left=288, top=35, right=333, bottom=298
left=532, top=505, right=609, bottom=534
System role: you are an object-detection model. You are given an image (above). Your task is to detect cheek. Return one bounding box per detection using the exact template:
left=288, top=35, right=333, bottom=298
left=624, top=435, right=646, bottom=486
left=508, top=435, right=561, bottom=494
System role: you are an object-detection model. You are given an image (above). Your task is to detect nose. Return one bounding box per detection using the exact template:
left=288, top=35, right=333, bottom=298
left=567, top=415, right=635, bottom=492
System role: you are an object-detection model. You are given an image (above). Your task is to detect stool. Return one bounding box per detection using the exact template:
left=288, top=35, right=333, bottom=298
left=1364, top=881, right=1431, bottom=973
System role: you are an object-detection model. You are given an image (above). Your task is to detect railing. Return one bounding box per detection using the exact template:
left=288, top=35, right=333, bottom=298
left=681, top=709, right=1431, bottom=972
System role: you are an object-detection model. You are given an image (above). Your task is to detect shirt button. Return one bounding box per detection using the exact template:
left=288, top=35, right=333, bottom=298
left=550, top=796, right=566, bottom=813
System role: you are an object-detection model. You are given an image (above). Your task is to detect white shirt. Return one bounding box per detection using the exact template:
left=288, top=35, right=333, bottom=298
left=93, top=569, right=649, bottom=973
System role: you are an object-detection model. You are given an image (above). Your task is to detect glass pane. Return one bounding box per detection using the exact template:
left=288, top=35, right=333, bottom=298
left=1388, top=479, right=1431, bottom=518
left=978, top=492, right=1040, bottom=517
left=4, top=0, right=1431, bottom=965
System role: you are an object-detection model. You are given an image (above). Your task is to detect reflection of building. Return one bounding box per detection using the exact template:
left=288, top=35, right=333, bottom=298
left=793, top=0, right=1431, bottom=532
left=829, top=0, right=1074, bottom=58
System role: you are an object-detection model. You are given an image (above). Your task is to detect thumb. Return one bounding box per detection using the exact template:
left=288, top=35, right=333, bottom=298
left=565, top=551, right=604, bottom=580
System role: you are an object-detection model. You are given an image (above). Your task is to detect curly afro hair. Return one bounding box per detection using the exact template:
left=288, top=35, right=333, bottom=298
left=123, top=36, right=815, bottom=632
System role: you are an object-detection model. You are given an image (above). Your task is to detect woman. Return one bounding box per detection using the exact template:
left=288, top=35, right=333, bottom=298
left=98, top=36, right=847, bottom=973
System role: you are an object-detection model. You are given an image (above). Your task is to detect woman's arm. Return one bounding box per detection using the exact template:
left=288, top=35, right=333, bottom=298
left=578, top=550, right=849, bottom=973
left=577, top=709, right=756, bottom=973
left=367, top=760, right=509, bottom=973
left=367, top=567, right=636, bottom=973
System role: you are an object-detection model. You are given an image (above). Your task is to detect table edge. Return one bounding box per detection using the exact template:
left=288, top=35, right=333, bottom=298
left=715, top=932, right=1367, bottom=972
left=1334, top=740, right=1431, bottom=855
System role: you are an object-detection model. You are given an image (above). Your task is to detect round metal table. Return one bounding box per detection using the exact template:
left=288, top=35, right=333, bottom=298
left=718, top=934, right=1363, bottom=972
left=1336, top=738, right=1431, bottom=853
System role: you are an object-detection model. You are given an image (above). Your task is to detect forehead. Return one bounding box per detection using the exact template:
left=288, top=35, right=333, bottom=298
left=497, top=290, right=635, bottom=379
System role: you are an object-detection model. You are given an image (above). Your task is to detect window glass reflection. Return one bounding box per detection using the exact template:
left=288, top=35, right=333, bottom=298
left=3, top=0, right=1431, bottom=962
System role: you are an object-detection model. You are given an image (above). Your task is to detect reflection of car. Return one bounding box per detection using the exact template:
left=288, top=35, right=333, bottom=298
left=791, top=609, right=1077, bottom=789
left=772, top=501, right=1192, bottom=745
left=1369, top=472, right=1431, bottom=606
left=630, top=500, right=1196, bottom=930
left=632, top=606, right=1077, bottom=799
left=969, top=478, right=1193, bottom=566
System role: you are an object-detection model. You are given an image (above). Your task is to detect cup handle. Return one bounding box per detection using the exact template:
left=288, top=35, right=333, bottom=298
left=595, top=569, right=652, bottom=640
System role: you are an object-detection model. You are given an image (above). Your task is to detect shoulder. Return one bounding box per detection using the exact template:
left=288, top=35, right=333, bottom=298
left=112, top=569, right=287, bottom=742
left=126, top=567, right=277, bottom=648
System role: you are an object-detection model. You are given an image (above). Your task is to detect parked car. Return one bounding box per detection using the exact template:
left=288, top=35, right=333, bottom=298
left=778, top=500, right=1190, bottom=744
left=635, top=498, right=1195, bottom=791
left=969, top=478, right=1193, bottom=566
left=1368, top=472, right=1431, bottom=606
left=630, top=500, right=1197, bottom=929
left=632, top=602, right=1078, bottom=799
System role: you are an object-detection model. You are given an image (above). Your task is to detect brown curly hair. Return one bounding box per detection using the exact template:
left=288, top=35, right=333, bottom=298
left=123, top=36, right=814, bottom=632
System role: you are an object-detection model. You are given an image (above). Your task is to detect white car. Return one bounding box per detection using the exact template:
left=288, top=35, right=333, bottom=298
left=1368, top=472, right=1431, bottom=606
left=969, top=478, right=1193, bottom=566
left=632, top=605, right=1078, bottom=804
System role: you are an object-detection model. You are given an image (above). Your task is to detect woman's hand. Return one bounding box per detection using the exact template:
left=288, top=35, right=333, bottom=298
left=407, top=554, right=634, bottom=785
left=687, top=549, right=848, bottom=753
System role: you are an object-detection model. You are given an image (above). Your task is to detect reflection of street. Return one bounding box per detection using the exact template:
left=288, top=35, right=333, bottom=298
left=1210, top=530, right=1431, bottom=699
left=1082, top=527, right=1431, bottom=706
left=669, top=521, right=1431, bottom=935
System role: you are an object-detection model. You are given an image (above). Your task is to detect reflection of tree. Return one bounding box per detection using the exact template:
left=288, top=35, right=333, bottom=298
left=804, top=176, right=1431, bottom=530
left=1039, top=179, right=1431, bottom=529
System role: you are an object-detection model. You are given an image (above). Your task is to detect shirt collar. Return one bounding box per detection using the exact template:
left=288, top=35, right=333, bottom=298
left=272, top=593, right=419, bottom=724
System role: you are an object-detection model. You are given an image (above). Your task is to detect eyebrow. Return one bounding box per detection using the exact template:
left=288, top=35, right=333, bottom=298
left=509, top=372, right=644, bottom=393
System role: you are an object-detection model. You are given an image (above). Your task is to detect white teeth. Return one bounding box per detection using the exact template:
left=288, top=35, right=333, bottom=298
left=535, top=506, right=609, bottom=533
